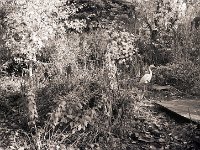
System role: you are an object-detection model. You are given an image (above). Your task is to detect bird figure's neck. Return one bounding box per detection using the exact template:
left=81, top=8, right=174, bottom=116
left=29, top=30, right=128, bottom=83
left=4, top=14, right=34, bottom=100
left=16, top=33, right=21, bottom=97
left=148, top=66, right=152, bottom=75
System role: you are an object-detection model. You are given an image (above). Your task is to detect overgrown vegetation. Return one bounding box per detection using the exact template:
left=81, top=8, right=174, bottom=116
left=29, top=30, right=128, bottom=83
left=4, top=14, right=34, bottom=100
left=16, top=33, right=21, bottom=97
left=0, top=0, right=200, bottom=149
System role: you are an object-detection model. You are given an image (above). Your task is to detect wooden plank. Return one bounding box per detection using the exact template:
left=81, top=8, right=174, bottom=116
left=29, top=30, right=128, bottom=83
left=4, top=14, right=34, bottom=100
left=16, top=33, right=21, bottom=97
left=156, top=99, right=200, bottom=123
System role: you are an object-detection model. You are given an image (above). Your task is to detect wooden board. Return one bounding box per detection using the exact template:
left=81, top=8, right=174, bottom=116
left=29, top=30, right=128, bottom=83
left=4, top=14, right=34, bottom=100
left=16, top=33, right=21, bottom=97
left=156, top=99, right=200, bottom=123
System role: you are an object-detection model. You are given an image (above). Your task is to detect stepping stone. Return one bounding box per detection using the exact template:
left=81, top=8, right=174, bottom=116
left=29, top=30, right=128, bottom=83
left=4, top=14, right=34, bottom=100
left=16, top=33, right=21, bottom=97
left=156, top=99, right=200, bottom=123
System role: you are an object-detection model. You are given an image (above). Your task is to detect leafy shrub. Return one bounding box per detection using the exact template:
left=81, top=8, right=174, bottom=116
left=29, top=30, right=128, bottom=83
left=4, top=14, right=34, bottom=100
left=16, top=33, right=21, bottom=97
left=0, top=54, right=28, bottom=77
left=20, top=67, right=142, bottom=149
left=154, top=61, right=200, bottom=96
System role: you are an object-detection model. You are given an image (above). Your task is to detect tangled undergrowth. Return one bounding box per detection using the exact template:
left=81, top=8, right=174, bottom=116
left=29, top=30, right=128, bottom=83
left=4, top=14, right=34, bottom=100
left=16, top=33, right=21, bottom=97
left=0, top=71, right=199, bottom=150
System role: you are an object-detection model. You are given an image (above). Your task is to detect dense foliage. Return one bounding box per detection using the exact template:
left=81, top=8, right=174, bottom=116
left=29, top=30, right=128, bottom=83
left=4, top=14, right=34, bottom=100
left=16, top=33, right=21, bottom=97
left=0, top=0, right=200, bottom=149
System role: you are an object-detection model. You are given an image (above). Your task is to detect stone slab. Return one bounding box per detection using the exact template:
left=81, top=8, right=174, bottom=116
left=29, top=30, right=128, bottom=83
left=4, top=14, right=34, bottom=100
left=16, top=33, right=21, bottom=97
left=156, top=99, right=200, bottom=123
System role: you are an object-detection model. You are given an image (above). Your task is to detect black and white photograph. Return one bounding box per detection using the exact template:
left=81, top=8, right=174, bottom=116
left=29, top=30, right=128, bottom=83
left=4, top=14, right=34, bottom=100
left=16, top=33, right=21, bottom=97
left=0, top=0, right=200, bottom=149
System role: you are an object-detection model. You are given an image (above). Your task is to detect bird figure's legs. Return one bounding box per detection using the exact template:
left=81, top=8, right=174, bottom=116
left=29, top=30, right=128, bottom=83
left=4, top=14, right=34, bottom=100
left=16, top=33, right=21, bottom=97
left=138, top=84, right=145, bottom=100
left=144, top=84, right=146, bottom=92
left=141, top=84, right=148, bottom=100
